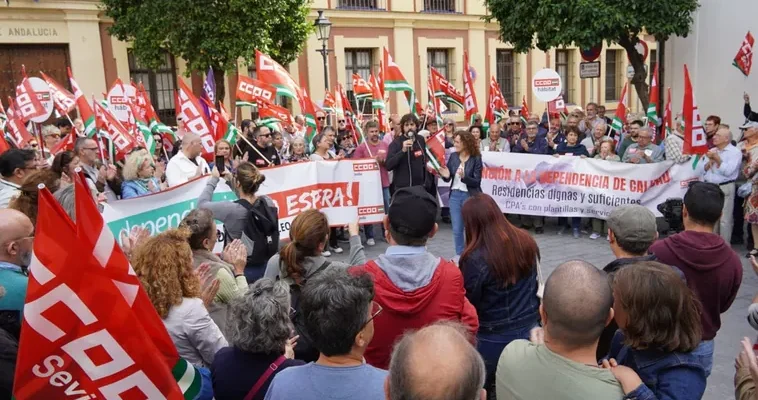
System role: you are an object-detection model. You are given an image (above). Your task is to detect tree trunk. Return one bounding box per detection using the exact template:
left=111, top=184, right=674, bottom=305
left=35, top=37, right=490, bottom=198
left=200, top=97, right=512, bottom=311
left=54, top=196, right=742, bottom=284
left=212, top=65, right=225, bottom=108
left=618, top=35, right=650, bottom=112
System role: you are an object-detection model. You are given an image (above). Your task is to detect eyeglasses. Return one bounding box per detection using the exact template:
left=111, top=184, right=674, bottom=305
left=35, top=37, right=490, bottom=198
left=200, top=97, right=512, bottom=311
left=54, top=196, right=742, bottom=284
left=83, top=147, right=99, bottom=151
left=29, top=143, right=39, bottom=148
left=258, top=134, right=271, bottom=138
left=445, top=123, right=455, bottom=127
left=338, top=120, right=346, bottom=123
left=508, top=122, right=520, bottom=125
left=317, top=117, right=326, bottom=120
left=360, top=301, right=383, bottom=330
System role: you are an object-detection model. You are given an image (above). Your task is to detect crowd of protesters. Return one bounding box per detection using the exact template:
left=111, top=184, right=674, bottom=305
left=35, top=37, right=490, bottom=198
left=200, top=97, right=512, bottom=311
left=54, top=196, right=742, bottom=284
left=0, top=93, right=757, bottom=400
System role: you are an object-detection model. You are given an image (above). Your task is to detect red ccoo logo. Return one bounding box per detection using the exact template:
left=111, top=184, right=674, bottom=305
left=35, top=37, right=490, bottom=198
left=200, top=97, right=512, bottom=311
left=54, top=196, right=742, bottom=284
left=534, top=79, right=560, bottom=87
left=353, top=162, right=379, bottom=172
left=358, top=206, right=384, bottom=216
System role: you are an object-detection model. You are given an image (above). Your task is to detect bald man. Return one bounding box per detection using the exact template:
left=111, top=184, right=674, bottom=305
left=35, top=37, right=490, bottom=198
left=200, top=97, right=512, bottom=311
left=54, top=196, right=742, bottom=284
left=386, top=322, right=486, bottom=400
left=165, top=131, right=210, bottom=187
left=496, top=260, right=624, bottom=399
left=0, top=209, right=34, bottom=313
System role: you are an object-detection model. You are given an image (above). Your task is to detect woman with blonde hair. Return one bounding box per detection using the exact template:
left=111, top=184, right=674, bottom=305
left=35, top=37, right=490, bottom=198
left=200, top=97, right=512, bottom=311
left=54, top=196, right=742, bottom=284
left=121, top=149, right=164, bottom=199
left=211, top=139, right=236, bottom=173
left=131, top=228, right=227, bottom=367
left=199, top=162, right=279, bottom=282
left=181, top=208, right=248, bottom=336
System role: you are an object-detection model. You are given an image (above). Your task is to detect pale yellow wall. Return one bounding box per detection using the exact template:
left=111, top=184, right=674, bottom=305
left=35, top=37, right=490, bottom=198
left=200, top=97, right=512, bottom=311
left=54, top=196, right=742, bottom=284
left=468, top=22, right=486, bottom=119
left=392, top=0, right=414, bottom=12
left=418, top=36, right=464, bottom=121
left=487, top=38, right=523, bottom=109
left=392, top=20, right=415, bottom=115
left=306, top=33, right=328, bottom=105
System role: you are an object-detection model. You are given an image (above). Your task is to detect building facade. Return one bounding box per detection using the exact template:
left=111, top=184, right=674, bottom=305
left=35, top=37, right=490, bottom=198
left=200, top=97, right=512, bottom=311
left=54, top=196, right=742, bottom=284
left=1, top=0, right=659, bottom=127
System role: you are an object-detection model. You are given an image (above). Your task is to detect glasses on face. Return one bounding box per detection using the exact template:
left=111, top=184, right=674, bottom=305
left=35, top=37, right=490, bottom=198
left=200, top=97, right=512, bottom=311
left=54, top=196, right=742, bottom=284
left=509, top=122, right=520, bottom=126
left=360, top=301, right=383, bottom=330
left=258, top=133, right=271, bottom=138
left=445, top=123, right=454, bottom=127
left=83, top=147, right=99, bottom=152
left=338, top=120, right=346, bottom=124
left=638, top=136, right=652, bottom=141
left=317, top=117, right=326, bottom=121
left=30, top=143, right=39, bottom=148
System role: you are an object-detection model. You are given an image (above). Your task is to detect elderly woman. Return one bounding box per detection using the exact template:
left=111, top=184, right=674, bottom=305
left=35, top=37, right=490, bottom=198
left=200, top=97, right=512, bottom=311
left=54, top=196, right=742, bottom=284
left=41, top=124, right=62, bottom=162
left=287, top=136, right=309, bottom=163
left=211, top=279, right=304, bottom=400
left=264, top=268, right=387, bottom=399
left=131, top=228, right=228, bottom=367
left=181, top=208, right=248, bottom=335
left=121, top=149, right=163, bottom=199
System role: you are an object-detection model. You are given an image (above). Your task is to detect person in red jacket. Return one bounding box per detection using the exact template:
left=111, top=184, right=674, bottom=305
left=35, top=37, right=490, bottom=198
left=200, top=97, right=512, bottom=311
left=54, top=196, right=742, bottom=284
left=649, top=182, right=743, bottom=377
left=351, top=186, right=479, bottom=370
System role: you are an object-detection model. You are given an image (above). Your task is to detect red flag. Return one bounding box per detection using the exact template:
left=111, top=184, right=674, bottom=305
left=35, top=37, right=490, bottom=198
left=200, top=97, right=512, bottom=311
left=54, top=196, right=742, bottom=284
left=49, top=130, right=75, bottom=155
left=547, top=96, right=568, bottom=116
left=462, top=51, right=479, bottom=123
left=323, top=90, right=337, bottom=112
left=0, top=134, right=10, bottom=155
left=15, top=67, right=47, bottom=122
left=682, top=65, right=708, bottom=155
left=430, top=68, right=464, bottom=109
left=338, top=84, right=362, bottom=144
left=369, top=74, right=388, bottom=133
left=297, top=84, right=320, bottom=137
left=68, top=67, right=96, bottom=137
left=40, top=72, right=76, bottom=115
left=662, top=87, right=673, bottom=141
left=521, top=96, right=530, bottom=120
left=94, top=101, right=137, bottom=161
left=13, top=187, right=185, bottom=400
left=177, top=79, right=216, bottom=160
left=258, top=101, right=295, bottom=127
left=425, top=128, right=447, bottom=172
left=734, top=31, right=755, bottom=77
left=235, top=75, right=278, bottom=105
left=352, top=73, right=373, bottom=98
left=6, top=98, right=34, bottom=148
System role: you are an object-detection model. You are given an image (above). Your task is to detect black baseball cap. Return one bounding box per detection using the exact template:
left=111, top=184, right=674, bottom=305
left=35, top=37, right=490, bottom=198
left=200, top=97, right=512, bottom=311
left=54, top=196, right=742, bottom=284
left=388, top=186, right=439, bottom=238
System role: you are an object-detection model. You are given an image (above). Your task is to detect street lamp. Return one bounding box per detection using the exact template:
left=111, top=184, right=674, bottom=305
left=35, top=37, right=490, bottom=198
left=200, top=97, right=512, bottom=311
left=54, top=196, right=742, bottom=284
left=314, top=10, right=332, bottom=91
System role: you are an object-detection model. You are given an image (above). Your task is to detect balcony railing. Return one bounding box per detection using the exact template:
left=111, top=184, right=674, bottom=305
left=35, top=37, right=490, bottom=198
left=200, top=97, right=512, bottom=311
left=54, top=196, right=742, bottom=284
left=423, top=0, right=462, bottom=13
left=337, top=0, right=387, bottom=10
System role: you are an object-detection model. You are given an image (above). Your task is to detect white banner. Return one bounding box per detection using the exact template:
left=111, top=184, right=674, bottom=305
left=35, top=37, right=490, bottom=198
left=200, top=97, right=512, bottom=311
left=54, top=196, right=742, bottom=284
left=102, top=159, right=384, bottom=249
left=482, top=153, right=702, bottom=218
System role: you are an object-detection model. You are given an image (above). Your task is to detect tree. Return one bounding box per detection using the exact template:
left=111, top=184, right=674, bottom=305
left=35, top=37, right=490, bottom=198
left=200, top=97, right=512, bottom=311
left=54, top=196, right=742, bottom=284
left=102, top=0, right=313, bottom=103
left=484, top=0, right=699, bottom=109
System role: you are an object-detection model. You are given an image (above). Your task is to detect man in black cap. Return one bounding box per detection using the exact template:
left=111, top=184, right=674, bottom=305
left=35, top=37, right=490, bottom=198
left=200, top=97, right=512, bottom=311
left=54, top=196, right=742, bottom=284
left=351, top=186, right=479, bottom=370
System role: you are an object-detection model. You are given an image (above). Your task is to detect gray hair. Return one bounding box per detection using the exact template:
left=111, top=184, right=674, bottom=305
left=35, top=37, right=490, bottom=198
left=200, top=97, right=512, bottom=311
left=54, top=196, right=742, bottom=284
left=388, top=321, right=485, bottom=400
left=637, top=126, right=652, bottom=137
left=226, top=278, right=292, bottom=354
left=526, top=122, right=539, bottom=129
left=122, top=149, right=152, bottom=181
left=42, top=124, right=61, bottom=137
left=73, top=137, right=94, bottom=155
left=301, top=268, right=374, bottom=356
left=53, top=184, right=76, bottom=221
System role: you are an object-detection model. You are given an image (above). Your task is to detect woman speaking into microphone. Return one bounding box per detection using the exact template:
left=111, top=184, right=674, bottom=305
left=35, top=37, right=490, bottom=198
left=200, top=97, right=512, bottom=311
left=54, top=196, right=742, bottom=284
left=384, top=113, right=436, bottom=197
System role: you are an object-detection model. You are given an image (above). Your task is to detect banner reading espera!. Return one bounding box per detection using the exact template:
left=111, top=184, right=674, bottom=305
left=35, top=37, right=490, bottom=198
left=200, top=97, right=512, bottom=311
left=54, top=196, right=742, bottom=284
left=101, top=159, right=384, bottom=246
left=482, top=153, right=701, bottom=218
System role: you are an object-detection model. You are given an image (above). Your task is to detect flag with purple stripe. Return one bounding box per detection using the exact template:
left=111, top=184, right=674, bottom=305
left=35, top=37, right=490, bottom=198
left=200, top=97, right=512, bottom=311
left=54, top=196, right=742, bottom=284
left=203, top=67, right=216, bottom=104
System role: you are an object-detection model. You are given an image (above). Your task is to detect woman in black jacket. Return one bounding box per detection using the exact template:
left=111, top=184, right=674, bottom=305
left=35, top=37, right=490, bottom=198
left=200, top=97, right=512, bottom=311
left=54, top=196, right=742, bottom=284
left=439, top=130, right=482, bottom=255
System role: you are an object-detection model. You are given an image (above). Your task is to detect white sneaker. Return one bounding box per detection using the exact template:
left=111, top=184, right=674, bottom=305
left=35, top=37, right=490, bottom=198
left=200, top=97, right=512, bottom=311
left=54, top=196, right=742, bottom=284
left=589, top=233, right=601, bottom=240
left=322, top=250, right=332, bottom=257
left=366, top=238, right=376, bottom=246
left=331, top=246, right=344, bottom=254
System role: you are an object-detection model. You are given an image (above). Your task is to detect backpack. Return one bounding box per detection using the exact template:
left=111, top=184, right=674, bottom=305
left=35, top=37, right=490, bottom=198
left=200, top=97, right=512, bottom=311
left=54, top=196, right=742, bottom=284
left=285, top=259, right=331, bottom=362
left=234, top=198, right=279, bottom=267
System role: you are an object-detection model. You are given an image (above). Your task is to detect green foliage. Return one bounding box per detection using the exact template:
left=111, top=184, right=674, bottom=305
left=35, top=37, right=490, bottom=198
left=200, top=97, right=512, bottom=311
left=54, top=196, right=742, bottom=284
left=102, top=0, right=313, bottom=74
left=484, top=0, right=699, bottom=108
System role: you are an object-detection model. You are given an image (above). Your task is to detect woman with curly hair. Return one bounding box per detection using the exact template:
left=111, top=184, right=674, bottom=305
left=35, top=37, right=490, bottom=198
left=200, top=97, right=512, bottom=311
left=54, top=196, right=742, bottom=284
left=121, top=149, right=164, bottom=199
left=9, top=169, right=61, bottom=226
left=438, top=130, right=483, bottom=255
left=602, top=261, right=706, bottom=400
left=131, top=228, right=227, bottom=367
left=211, top=278, right=304, bottom=400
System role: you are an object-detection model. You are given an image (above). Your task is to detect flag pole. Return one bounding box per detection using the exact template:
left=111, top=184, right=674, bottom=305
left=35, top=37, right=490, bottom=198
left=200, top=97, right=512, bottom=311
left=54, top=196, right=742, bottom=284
left=237, top=133, right=272, bottom=166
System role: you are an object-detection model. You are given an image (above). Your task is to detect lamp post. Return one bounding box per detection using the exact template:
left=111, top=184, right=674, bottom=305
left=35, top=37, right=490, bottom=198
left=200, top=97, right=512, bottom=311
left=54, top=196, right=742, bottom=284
left=314, top=10, right=332, bottom=91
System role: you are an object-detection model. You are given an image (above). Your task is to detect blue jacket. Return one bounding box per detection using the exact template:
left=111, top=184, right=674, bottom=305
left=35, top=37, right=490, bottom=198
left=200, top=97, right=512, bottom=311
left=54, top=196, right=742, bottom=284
left=442, top=152, right=482, bottom=195
left=460, top=248, right=540, bottom=333
left=121, top=178, right=160, bottom=199
left=609, top=331, right=707, bottom=400
left=555, top=142, right=590, bottom=157
left=511, top=136, right=548, bottom=155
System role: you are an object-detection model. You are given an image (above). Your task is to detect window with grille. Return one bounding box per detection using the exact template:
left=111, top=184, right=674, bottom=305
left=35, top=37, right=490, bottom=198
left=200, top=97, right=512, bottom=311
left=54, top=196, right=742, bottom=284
left=338, top=0, right=379, bottom=9
left=128, top=50, right=177, bottom=126
left=424, top=0, right=457, bottom=13
left=427, top=48, right=452, bottom=109
left=556, top=49, right=571, bottom=104
left=605, top=50, right=620, bottom=102
left=496, top=49, right=515, bottom=107
left=345, top=48, right=373, bottom=116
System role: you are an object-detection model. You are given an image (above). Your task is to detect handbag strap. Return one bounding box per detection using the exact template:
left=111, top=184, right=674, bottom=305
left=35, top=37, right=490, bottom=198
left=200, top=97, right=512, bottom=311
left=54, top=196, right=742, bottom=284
left=243, top=355, right=287, bottom=400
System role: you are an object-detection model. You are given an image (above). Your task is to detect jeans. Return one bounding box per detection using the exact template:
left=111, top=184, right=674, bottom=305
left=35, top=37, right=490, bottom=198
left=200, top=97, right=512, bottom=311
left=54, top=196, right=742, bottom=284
left=449, top=189, right=470, bottom=255
left=244, top=262, right=268, bottom=284
left=691, top=339, right=714, bottom=378
left=365, top=187, right=391, bottom=240
left=477, top=325, right=535, bottom=400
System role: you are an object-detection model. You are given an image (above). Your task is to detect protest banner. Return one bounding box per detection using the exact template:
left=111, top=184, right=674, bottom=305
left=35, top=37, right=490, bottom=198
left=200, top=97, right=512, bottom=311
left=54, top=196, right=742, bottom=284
left=102, top=159, right=384, bottom=248
left=481, top=153, right=701, bottom=218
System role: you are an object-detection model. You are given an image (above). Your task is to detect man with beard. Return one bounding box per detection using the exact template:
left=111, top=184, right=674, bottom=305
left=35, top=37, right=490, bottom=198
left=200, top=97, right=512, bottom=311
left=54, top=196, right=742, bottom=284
left=354, top=121, right=391, bottom=246
left=385, top=114, right=434, bottom=197
left=247, top=125, right=281, bottom=168
left=618, top=120, right=643, bottom=160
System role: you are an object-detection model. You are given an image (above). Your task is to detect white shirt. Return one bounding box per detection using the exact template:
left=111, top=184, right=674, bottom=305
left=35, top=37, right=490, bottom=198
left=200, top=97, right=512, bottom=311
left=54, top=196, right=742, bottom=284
left=580, top=135, right=610, bottom=155
left=451, top=164, right=468, bottom=192
left=704, top=144, right=741, bottom=184
left=165, top=151, right=210, bottom=187
left=0, top=179, right=21, bottom=209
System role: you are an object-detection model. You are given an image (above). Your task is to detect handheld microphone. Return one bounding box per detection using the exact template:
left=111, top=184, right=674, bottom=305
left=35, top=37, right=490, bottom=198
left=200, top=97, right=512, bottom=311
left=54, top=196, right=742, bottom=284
left=406, top=130, right=416, bottom=139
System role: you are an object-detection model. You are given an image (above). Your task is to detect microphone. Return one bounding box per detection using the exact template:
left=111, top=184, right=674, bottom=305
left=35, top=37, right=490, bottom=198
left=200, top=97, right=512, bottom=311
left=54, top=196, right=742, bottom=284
left=406, top=130, right=416, bottom=139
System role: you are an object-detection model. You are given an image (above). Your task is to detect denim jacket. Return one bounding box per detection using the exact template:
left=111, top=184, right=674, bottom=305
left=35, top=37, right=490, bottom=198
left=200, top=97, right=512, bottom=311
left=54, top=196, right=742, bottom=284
left=609, top=331, right=707, bottom=400
left=460, top=248, right=540, bottom=333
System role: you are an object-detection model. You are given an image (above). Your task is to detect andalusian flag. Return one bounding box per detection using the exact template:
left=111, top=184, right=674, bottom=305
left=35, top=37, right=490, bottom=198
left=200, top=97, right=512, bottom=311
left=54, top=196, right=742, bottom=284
left=256, top=50, right=301, bottom=100
left=370, top=74, right=389, bottom=133
left=427, top=74, right=445, bottom=128
left=462, top=51, right=479, bottom=124
left=520, top=96, right=530, bottom=125
left=352, top=73, right=373, bottom=100
left=646, top=65, right=660, bottom=127
left=383, top=47, right=422, bottom=116
left=610, top=82, right=629, bottom=136
left=68, top=67, right=96, bottom=137
left=662, top=87, right=673, bottom=141
left=297, top=85, right=319, bottom=152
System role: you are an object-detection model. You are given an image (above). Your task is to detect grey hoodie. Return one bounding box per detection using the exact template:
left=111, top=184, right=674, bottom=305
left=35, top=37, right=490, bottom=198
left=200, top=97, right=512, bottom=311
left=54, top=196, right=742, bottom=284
left=264, top=235, right=366, bottom=284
